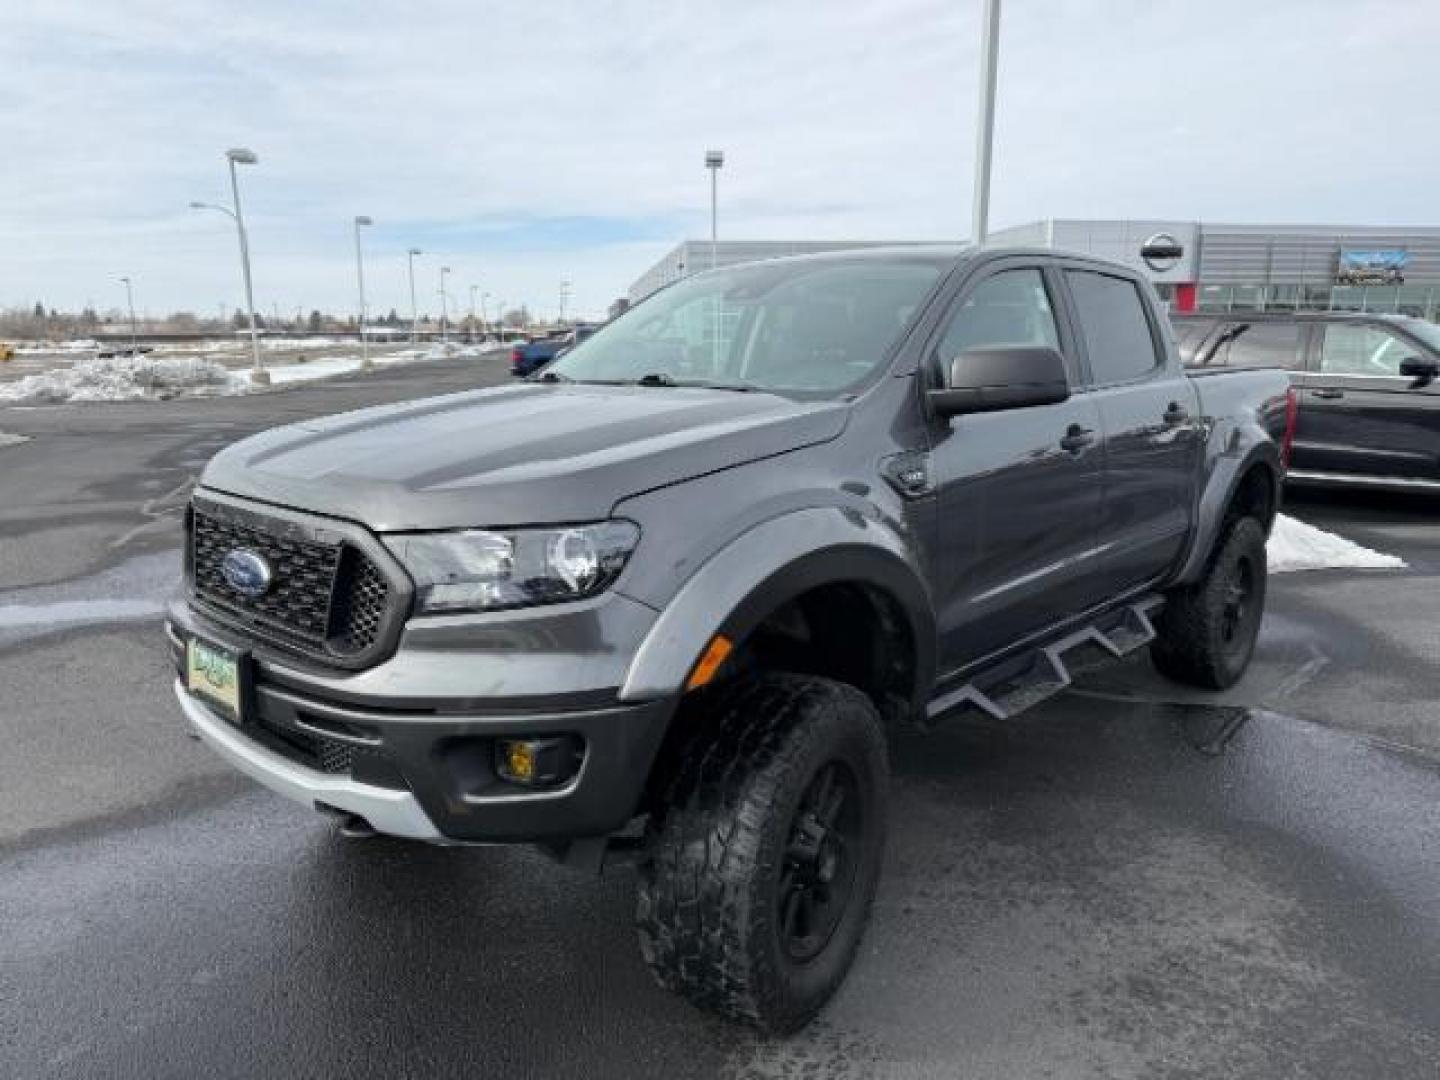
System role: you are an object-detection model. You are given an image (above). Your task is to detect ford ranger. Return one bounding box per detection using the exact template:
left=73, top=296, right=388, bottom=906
left=167, top=245, right=1294, bottom=1032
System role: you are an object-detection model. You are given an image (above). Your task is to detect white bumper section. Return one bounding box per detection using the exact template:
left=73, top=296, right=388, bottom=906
left=173, top=680, right=442, bottom=841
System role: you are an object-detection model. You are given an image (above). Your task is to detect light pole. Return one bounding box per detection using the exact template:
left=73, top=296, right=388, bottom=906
left=705, top=149, right=724, bottom=270
left=118, top=276, right=137, bottom=355
left=558, top=279, right=571, bottom=325
left=469, top=283, right=479, bottom=342
left=354, top=215, right=373, bottom=369
left=407, top=248, right=423, bottom=344
left=439, top=266, right=452, bottom=344
left=222, top=148, right=266, bottom=383
left=481, top=291, right=491, bottom=341
left=971, top=0, right=1001, bottom=246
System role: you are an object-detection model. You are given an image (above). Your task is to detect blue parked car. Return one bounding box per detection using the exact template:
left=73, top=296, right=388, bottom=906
left=509, top=325, right=600, bottom=376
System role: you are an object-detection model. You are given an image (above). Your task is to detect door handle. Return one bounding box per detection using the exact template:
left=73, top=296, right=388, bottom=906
left=1310, top=388, right=1345, bottom=400
left=1163, top=402, right=1190, bottom=425
left=1060, top=425, right=1096, bottom=454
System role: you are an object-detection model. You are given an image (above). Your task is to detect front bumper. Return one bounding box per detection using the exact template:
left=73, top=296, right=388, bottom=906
left=168, top=603, right=678, bottom=844
left=175, top=681, right=443, bottom=840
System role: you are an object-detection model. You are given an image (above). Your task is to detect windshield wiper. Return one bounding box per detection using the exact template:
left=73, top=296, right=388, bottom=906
left=632, top=373, right=765, bottom=392
left=535, top=370, right=572, bottom=383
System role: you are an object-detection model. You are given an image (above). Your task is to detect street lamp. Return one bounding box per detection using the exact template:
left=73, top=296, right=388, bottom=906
left=222, top=148, right=266, bottom=383
left=469, top=283, right=479, bottom=342
left=971, top=0, right=1001, bottom=246
left=407, top=248, right=423, bottom=344
left=705, top=149, right=725, bottom=270
left=354, top=215, right=373, bottom=369
left=118, top=276, right=138, bottom=355
left=439, top=266, right=452, bottom=344
left=559, top=279, right=572, bottom=325
left=481, top=291, right=491, bottom=341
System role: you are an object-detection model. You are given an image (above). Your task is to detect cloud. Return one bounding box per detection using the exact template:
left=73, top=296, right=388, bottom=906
left=3, top=0, right=1438, bottom=317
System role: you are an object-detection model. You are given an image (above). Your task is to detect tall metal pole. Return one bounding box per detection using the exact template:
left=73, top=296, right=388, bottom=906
left=469, top=284, right=478, bottom=342
left=407, top=248, right=422, bottom=344
left=439, top=267, right=451, bottom=345
left=225, top=149, right=266, bottom=383
left=971, top=0, right=1001, bottom=247
left=482, top=291, right=491, bottom=341
left=119, top=276, right=137, bottom=354
left=705, top=149, right=724, bottom=270
left=354, top=216, right=372, bottom=369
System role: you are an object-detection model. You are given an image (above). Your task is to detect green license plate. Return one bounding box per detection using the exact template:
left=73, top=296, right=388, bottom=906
left=186, top=636, right=243, bottom=723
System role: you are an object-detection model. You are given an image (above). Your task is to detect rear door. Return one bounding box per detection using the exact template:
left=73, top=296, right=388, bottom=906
left=925, top=259, right=1109, bottom=670
left=1063, top=267, right=1204, bottom=593
left=1291, top=321, right=1440, bottom=482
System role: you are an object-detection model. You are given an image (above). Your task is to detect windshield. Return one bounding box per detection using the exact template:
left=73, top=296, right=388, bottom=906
left=545, top=257, right=946, bottom=396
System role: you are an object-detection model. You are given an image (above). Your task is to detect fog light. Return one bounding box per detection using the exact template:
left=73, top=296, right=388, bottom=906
left=496, top=736, right=581, bottom=787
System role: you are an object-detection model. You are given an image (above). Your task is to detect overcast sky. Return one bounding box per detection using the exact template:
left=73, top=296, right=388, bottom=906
left=4, top=0, right=1438, bottom=320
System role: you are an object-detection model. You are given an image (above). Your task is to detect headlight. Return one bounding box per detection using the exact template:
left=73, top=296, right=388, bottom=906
left=384, top=521, right=639, bottom=614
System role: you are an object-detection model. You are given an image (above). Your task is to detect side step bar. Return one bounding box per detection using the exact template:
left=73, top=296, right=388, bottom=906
left=924, top=596, right=1163, bottom=725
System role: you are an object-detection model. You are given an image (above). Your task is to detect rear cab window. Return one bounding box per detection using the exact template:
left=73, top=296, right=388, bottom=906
left=1216, top=320, right=1305, bottom=369
left=1065, top=270, right=1162, bottom=385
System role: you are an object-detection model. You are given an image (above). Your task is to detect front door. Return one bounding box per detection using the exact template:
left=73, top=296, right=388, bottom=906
left=926, top=262, right=1108, bottom=672
left=1292, top=321, right=1440, bottom=482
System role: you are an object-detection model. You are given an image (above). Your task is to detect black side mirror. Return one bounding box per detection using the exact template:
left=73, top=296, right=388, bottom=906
left=1399, top=356, right=1439, bottom=384
left=928, top=345, right=1070, bottom=419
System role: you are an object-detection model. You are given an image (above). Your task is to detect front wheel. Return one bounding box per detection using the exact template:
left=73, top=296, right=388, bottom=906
left=635, top=674, right=888, bottom=1033
left=1151, top=516, right=1268, bottom=689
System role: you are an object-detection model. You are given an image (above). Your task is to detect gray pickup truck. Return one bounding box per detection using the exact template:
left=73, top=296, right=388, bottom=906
left=168, top=245, right=1294, bottom=1031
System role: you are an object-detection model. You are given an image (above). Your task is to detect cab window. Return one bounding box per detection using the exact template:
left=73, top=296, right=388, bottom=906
left=936, top=268, right=1061, bottom=366
left=1320, top=324, right=1414, bottom=376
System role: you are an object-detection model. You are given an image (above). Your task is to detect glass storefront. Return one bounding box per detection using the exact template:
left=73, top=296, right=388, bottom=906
left=1194, top=283, right=1440, bottom=319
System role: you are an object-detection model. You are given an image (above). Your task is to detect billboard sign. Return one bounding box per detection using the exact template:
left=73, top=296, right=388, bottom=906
left=1337, top=249, right=1407, bottom=285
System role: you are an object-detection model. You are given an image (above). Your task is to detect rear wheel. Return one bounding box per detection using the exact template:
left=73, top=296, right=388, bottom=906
left=635, top=673, right=888, bottom=1033
left=1151, top=516, right=1267, bottom=689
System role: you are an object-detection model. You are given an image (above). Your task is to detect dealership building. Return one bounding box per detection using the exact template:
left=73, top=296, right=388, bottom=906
left=628, top=220, right=1440, bottom=320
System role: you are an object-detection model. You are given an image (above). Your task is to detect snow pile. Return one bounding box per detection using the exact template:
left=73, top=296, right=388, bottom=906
left=1268, top=514, right=1405, bottom=573
left=0, top=354, right=234, bottom=404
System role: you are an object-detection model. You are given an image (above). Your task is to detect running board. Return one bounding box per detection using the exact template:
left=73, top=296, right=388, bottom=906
left=924, top=596, right=1163, bottom=725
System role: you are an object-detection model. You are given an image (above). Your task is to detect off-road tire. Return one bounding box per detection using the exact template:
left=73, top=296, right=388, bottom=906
left=1151, top=515, right=1267, bottom=689
left=635, top=673, right=888, bottom=1033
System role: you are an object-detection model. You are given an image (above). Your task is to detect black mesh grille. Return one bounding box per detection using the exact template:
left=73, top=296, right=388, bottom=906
left=253, top=713, right=355, bottom=774
left=190, top=503, right=396, bottom=662
left=331, top=549, right=389, bottom=654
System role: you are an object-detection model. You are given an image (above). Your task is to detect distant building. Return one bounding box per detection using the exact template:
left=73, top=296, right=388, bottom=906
left=987, top=219, right=1440, bottom=318
left=630, top=222, right=1440, bottom=321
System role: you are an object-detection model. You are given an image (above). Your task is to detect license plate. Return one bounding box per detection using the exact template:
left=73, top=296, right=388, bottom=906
left=186, top=636, right=244, bottom=723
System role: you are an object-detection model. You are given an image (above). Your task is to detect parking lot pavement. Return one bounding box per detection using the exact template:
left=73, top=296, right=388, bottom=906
left=2, top=362, right=1438, bottom=1078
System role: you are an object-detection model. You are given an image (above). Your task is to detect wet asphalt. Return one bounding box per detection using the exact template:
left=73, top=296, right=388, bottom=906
left=2, top=356, right=1438, bottom=1078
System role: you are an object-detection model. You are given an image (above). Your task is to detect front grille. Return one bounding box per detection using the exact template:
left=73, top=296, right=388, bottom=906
left=189, top=499, right=399, bottom=664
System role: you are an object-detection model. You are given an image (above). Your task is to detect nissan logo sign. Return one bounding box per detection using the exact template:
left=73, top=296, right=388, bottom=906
left=1140, top=233, right=1184, bottom=273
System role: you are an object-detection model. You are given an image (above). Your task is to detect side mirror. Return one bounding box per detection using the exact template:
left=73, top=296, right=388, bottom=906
left=927, top=345, right=1071, bottom=418
left=1399, top=356, right=1438, bottom=383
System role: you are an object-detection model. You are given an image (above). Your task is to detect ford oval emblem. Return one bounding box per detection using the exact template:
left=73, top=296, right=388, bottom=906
left=221, top=549, right=273, bottom=599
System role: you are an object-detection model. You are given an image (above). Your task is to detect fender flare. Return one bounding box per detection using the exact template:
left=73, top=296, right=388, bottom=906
left=618, top=507, right=936, bottom=708
left=1174, top=433, right=1282, bottom=585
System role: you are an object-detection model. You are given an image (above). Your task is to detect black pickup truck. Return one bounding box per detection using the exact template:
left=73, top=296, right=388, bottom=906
left=168, top=246, right=1293, bottom=1032
left=1176, top=310, right=1440, bottom=491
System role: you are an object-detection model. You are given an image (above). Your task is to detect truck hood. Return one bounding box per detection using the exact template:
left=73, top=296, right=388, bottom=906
left=202, top=382, right=849, bottom=530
